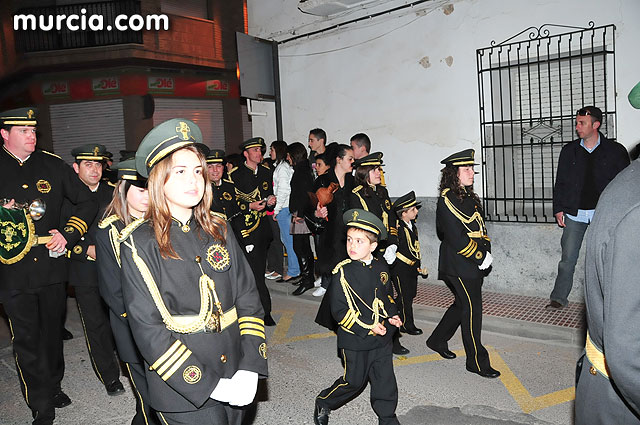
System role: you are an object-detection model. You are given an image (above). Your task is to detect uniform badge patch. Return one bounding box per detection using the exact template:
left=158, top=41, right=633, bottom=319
left=475, top=251, right=483, bottom=260
left=206, top=244, right=231, bottom=272
left=36, top=179, right=51, bottom=194
left=73, top=245, right=82, bottom=254
left=259, top=343, right=267, bottom=359
left=240, top=204, right=246, bottom=210
left=385, top=199, right=391, bottom=210
left=64, top=226, right=75, bottom=234
left=183, top=365, right=201, bottom=384
left=380, top=271, right=389, bottom=284
left=223, top=192, right=232, bottom=201
left=262, top=181, right=268, bottom=191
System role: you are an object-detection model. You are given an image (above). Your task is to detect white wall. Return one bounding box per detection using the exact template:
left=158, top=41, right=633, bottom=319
left=248, top=0, right=640, bottom=198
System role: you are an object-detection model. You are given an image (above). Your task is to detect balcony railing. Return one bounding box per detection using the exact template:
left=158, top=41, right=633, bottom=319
left=14, top=0, right=143, bottom=53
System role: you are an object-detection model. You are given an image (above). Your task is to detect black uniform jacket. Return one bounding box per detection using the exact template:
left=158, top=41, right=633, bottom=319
left=553, top=132, right=629, bottom=216
left=349, top=184, right=398, bottom=245
left=437, top=188, right=490, bottom=279
left=289, top=160, right=314, bottom=219
left=0, top=147, right=97, bottom=290
left=95, top=215, right=142, bottom=364
left=227, top=162, right=274, bottom=245
left=67, top=182, right=114, bottom=287
left=119, top=217, right=268, bottom=412
left=329, top=258, right=398, bottom=351
left=211, top=178, right=243, bottom=235
left=394, top=219, right=421, bottom=276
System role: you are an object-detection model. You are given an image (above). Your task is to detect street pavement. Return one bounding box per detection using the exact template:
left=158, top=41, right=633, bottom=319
left=0, top=282, right=582, bottom=424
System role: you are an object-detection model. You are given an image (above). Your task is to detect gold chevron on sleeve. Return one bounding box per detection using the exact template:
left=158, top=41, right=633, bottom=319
left=67, top=216, right=88, bottom=234
left=151, top=340, right=182, bottom=371
left=339, top=309, right=358, bottom=330
left=457, top=240, right=478, bottom=258
left=239, top=316, right=266, bottom=339
left=161, top=349, right=192, bottom=381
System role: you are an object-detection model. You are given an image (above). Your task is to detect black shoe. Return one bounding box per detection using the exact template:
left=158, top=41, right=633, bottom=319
left=402, top=326, right=423, bottom=336
left=426, top=340, right=456, bottom=359
left=314, top=402, right=330, bottom=425
left=62, top=328, right=73, bottom=340
left=466, top=365, right=501, bottom=378
left=277, top=275, right=302, bottom=284
left=392, top=344, right=410, bottom=355
left=105, top=379, right=125, bottom=396
left=545, top=301, right=564, bottom=311
left=264, top=314, right=276, bottom=326
left=52, top=390, right=71, bottom=408
left=292, top=284, right=312, bottom=296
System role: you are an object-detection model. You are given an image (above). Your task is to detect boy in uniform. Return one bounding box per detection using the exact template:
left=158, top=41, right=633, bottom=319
left=314, top=209, right=402, bottom=425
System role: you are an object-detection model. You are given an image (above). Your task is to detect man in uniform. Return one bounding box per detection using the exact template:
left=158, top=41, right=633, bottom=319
left=574, top=85, right=640, bottom=424
left=206, top=149, right=242, bottom=235
left=227, top=138, right=277, bottom=326
left=0, top=107, right=97, bottom=425
left=67, top=143, right=125, bottom=396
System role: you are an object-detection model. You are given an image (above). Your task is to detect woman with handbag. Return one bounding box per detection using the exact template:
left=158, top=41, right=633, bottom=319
left=311, top=144, right=355, bottom=297
left=287, top=142, right=316, bottom=295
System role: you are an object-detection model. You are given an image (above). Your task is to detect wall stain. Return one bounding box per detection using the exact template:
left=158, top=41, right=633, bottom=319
left=443, top=4, right=454, bottom=15
left=419, top=56, right=431, bottom=69
left=443, top=56, right=454, bottom=67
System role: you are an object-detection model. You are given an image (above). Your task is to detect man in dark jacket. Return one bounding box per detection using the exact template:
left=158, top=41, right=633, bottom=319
left=547, top=106, right=629, bottom=310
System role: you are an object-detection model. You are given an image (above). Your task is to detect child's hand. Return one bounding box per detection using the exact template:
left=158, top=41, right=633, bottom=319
left=371, top=322, right=387, bottom=336
left=388, top=315, right=403, bottom=328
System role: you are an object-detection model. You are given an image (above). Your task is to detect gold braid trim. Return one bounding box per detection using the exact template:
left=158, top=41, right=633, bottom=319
left=108, top=225, right=122, bottom=267
left=118, top=218, right=147, bottom=242
left=235, top=187, right=261, bottom=203
left=98, top=214, right=120, bottom=229
left=442, top=193, right=487, bottom=236
left=338, top=266, right=389, bottom=330
left=124, top=236, right=218, bottom=334
left=0, top=209, right=36, bottom=265
left=404, top=227, right=421, bottom=259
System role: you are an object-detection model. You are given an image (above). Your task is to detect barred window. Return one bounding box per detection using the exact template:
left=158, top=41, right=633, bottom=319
left=477, top=23, right=616, bottom=223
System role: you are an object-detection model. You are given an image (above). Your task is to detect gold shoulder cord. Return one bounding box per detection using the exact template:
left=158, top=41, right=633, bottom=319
left=404, top=227, right=421, bottom=259
left=338, top=267, right=389, bottom=330
left=443, top=194, right=487, bottom=236
left=123, top=236, right=220, bottom=334
left=108, top=224, right=122, bottom=267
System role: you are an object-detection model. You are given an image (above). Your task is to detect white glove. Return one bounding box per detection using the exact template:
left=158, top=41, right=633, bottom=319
left=478, top=251, right=493, bottom=270
left=383, top=244, right=398, bottom=265
left=209, top=370, right=258, bottom=406
left=245, top=244, right=254, bottom=253
left=210, top=377, right=234, bottom=403
left=228, top=370, right=259, bottom=406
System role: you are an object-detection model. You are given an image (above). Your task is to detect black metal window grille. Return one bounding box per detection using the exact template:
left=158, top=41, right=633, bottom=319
left=477, top=23, right=616, bottom=223
left=14, top=0, right=143, bottom=53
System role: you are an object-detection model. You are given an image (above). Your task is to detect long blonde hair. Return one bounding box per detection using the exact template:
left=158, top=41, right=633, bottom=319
left=103, top=181, right=133, bottom=225
left=146, top=145, right=226, bottom=259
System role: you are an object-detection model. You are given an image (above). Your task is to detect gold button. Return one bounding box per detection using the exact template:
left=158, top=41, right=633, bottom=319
left=589, top=366, right=597, bottom=375
left=195, top=256, right=201, bottom=263
left=220, top=354, right=227, bottom=363
left=22, top=184, right=28, bottom=189
left=33, top=257, right=38, bottom=262
left=182, top=224, right=190, bottom=233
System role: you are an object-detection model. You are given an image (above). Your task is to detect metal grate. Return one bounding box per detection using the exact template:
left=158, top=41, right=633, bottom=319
left=477, top=22, right=616, bottom=223
left=14, top=0, right=143, bottom=53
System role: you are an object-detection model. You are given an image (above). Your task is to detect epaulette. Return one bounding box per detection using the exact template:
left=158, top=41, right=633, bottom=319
left=107, top=181, right=117, bottom=188
left=210, top=211, right=227, bottom=221
left=352, top=185, right=363, bottom=193
left=222, top=177, right=234, bottom=185
left=260, top=163, right=271, bottom=170
left=332, top=259, right=352, bottom=274
left=118, top=217, right=147, bottom=242
left=98, top=214, right=120, bottom=229
left=41, top=150, right=62, bottom=160
left=441, top=188, right=450, bottom=197
left=228, top=166, right=238, bottom=175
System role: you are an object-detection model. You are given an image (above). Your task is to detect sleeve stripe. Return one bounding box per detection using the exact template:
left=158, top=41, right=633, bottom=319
left=68, top=216, right=88, bottom=233
left=161, top=349, right=192, bottom=381
left=239, top=323, right=265, bottom=331
left=458, top=240, right=478, bottom=257
left=240, top=329, right=266, bottom=339
left=66, top=222, right=84, bottom=234
left=151, top=340, right=182, bottom=371
left=238, top=317, right=264, bottom=325
left=156, top=345, right=187, bottom=376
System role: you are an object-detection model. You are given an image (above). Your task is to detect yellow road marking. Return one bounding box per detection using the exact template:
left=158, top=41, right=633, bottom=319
left=489, top=348, right=575, bottom=413
left=270, top=311, right=574, bottom=414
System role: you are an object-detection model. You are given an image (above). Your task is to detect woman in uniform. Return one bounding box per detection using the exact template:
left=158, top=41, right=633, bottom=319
left=425, top=149, right=500, bottom=378
left=96, top=159, right=160, bottom=424
left=118, top=118, right=268, bottom=424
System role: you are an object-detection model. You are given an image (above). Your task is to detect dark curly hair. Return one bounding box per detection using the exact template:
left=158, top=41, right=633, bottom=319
left=438, top=165, right=480, bottom=204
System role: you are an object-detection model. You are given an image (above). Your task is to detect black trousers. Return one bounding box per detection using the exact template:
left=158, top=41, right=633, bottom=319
left=427, top=274, right=490, bottom=371
left=1, top=283, right=66, bottom=425
left=74, top=285, right=120, bottom=385
left=157, top=403, right=245, bottom=425
left=293, top=234, right=313, bottom=265
left=244, top=222, right=273, bottom=317
left=317, top=345, right=400, bottom=425
left=127, top=362, right=161, bottom=425
left=266, top=215, right=284, bottom=275
left=391, top=265, right=418, bottom=330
